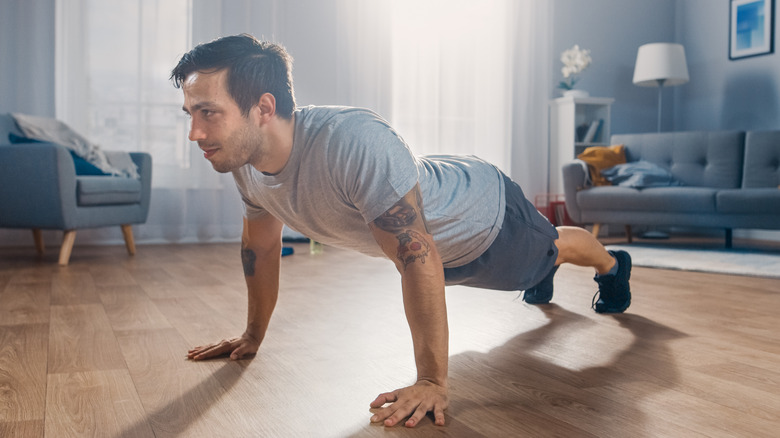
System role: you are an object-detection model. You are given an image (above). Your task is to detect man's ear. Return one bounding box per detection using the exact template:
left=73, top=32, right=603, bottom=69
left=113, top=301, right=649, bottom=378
left=254, top=93, right=277, bottom=123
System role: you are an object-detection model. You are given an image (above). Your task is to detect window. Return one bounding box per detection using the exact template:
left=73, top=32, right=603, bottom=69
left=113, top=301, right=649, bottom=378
left=57, top=0, right=198, bottom=187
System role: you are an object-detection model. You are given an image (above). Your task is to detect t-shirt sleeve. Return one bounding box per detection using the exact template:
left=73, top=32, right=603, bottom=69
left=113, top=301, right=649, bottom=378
left=240, top=195, right=269, bottom=220
left=232, top=167, right=270, bottom=220
left=327, top=113, right=419, bottom=224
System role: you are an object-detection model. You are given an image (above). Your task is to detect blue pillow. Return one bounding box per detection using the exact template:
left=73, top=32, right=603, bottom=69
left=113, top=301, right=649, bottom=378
left=601, top=160, right=683, bottom=188
left=8, top=132, right=39, bottom=144
left=8, top=132, right=109, bottom=176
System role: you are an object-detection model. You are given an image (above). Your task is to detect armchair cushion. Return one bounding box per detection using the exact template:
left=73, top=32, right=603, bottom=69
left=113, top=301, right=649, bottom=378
left=77, top=176, right=142, bottom=206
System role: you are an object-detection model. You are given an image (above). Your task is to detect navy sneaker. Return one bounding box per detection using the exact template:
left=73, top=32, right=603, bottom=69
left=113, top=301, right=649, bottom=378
left=523, top=265, right=559, bottom=304
left=592, top=250, right=632, bottom=313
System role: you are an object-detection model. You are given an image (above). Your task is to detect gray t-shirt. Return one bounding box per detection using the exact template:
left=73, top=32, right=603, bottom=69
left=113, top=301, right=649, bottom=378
left=232, top=105, right=505, bottom=268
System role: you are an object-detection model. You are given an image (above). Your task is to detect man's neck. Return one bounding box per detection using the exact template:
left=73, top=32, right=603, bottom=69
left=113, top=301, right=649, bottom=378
left=254, top=113, right=296, bottom=175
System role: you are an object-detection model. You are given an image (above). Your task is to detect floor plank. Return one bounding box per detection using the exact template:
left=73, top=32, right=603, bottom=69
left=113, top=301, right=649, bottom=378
left=48, top=304, right=127, bottom=374
left=45, top=370, right=153, bottom=438
left=0, top=323, right=48, bottom=423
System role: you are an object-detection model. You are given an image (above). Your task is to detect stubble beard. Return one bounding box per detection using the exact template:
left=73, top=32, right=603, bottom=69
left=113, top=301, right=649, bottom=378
left=208, top=124, right=265, bottom=174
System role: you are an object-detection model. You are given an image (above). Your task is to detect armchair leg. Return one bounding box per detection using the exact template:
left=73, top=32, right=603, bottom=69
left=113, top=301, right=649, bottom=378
left=32, top=229, right=45, bottom=255
left=591, top=223, right=601, bottom=238
left=121, top=224, right=136, bottom=256
left=59, top=230, right=77, bottom=266
left=625, top=225, right=633, bottom=243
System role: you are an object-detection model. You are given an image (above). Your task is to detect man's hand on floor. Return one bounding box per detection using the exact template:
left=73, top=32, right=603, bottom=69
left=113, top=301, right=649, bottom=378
left=186, top=331, right=261, bottom=361
left=369, top=380, right=448, bottom=427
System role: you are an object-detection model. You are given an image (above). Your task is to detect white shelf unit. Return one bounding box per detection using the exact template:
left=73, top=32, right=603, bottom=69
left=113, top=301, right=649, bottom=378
left=548, top=96, right=614, bottom=194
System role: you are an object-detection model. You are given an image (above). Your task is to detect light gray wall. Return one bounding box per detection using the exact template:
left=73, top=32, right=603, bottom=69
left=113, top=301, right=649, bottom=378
left=676, top=0, right=780, bottom=131
left=0, top=0, right=55, bottom=117
left=551, top=0, right=780, bottom=134
left=191, top=0, right=344, bottom=109
left=551, top=0, right=678, bottom=134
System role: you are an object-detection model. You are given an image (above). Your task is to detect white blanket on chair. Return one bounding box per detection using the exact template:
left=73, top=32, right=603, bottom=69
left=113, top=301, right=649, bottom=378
left=11, top=113, right=139, bottom=179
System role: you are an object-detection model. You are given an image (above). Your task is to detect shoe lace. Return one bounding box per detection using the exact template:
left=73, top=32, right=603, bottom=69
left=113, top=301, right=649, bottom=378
left=591, top=290, right=600, bottom=310
left=592, top=274, right=616, bottom=310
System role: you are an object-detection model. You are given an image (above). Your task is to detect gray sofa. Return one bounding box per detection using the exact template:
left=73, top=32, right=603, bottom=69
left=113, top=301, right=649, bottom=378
left=0, top=114, right=152, bottom=265
left=562, top=130, right=780, bottom=247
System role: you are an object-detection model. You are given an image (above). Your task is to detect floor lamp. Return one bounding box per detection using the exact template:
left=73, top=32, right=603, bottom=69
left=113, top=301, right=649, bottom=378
left=633, top=43, right=689, bottom=132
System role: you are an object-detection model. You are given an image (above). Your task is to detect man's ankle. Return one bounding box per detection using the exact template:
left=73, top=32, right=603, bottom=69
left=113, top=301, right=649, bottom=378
left=596, top=253, right=619, bottom=277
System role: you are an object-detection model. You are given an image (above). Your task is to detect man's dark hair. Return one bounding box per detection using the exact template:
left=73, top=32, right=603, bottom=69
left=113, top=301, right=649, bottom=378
left=171, top=34, right=296, bottom=119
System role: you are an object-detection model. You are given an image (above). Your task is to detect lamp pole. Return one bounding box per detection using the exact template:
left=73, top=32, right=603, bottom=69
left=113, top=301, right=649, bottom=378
left=656, top=78, right=666, bottom=133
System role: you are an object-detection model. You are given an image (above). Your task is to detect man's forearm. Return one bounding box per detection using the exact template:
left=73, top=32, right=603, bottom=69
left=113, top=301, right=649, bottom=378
left=401, top=264, right=449, bottom=387
left=242, top=240, right=281, bottom=341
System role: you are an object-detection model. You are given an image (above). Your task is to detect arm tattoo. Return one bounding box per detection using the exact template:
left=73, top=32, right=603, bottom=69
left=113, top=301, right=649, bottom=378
left=374, top=187, right=433, bottom=269
left=396, top=230, right=431, bottom=270
left=241, top=245, right=256, bottom=277
left=374, top=198, right=418, bottom=232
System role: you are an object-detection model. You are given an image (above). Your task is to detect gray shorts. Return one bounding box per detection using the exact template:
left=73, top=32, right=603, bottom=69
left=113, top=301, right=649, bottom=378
left=443, top=173, right=559, bottom=291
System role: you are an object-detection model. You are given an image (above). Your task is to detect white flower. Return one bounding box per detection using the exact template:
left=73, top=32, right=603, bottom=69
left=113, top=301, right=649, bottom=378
left=558, top=45, right=592, bottom=89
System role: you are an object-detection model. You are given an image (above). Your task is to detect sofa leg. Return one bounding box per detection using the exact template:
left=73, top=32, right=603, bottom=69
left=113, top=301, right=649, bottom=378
left=59, top=230, right=77, bottom=266
left=32, top=229, right=45, bottom=255
left=591, top=223, right=601, bottom=238
left=625, top=225, right=633, bottom=243
left=725, top=228, right=733, bottom=249
left=121, top=224, right=136, bottom=256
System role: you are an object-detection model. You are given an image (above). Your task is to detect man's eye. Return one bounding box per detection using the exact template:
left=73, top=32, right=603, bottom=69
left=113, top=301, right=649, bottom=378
left=202, top=110, right=214, bottom=117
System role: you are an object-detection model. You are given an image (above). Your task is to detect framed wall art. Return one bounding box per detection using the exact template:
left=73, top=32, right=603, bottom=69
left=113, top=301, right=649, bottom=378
left=730, top=0, right=775, bottom=60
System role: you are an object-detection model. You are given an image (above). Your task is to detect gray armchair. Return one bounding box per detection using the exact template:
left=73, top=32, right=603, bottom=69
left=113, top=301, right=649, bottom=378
left=0, top=114, right=151, bottom=265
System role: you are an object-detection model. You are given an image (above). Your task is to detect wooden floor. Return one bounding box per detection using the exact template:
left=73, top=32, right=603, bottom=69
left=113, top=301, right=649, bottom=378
left=1, top=239, right=779, bottom=437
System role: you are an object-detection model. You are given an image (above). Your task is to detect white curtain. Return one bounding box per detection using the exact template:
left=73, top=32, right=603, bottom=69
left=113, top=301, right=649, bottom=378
left=55, top=0, right=245, bottom=246
left=390, top=0, right=514, bottom=172
left=51, top=0, right=550, bottom=246
left=510, top=0, right=552, bottom=199
left=333, top=0, right=551, bottom=193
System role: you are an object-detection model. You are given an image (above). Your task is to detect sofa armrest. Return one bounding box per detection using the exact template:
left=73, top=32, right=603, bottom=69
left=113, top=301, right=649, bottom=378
left=561, top=160, right=588, bottom=223
left=0, top=142, right=78, bottom=228
left=130, top=152, right=153, bottom=221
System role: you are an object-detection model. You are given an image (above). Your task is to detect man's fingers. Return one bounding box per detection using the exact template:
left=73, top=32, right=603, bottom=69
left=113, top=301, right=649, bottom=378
left=369, top=391, right=398, bottom=409
left=369, top=382, right=448, bottom=428
left=187, top=336, right=261, bottom=361
left=404, top=404, right=429, bottom=428
left=375, top=399, right=417, bottom=427
left=230, top=344, right=251, bottom=360
left=433, top=405, right=446, bottom=426
left=188, top=340, right=234, bottom=360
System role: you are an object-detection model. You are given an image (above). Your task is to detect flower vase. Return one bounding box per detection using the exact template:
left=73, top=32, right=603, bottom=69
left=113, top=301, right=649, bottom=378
left=563, top=89, right=589, bottom=98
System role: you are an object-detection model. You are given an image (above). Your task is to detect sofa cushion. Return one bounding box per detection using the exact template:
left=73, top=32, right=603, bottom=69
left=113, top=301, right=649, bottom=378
left=601, top=160, right=683, bottom=188
left=716, top=188, right=780, bottom=214
left=742, top=131, right=780, bottom=188
left=576, top=144, right=625, bottom=186
left=612, top=131, right=745, bottom=188
left=577, top=186, right=717, bottom=213
left=77, top=176, right=142, bottom=206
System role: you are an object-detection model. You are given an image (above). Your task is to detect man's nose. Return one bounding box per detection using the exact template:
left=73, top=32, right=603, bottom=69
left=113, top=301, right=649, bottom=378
left=188, top=119, right=207, bottom=142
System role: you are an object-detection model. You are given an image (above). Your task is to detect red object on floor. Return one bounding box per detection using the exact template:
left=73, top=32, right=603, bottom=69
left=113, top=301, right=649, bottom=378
left=534, top=194, right=576, bottom=226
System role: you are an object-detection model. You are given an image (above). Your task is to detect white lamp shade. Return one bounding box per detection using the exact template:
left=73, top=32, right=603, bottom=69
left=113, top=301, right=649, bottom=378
left=633, top=43, right=689, bottom=87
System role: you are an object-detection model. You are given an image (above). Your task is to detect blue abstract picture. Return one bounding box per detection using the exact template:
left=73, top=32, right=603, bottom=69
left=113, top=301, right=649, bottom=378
left=730, top=0, right=774, bottom=59
left=736, top=0, right=765, bottom=50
